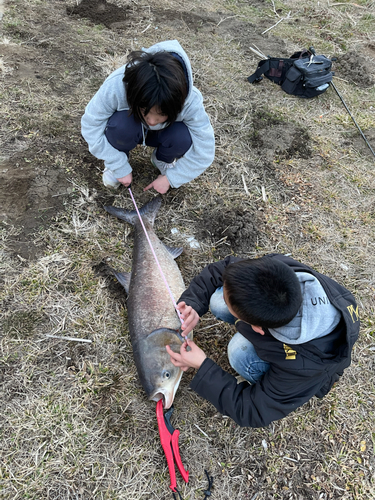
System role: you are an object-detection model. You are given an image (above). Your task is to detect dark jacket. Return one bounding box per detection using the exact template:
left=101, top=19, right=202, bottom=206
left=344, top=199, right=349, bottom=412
left=179, top=254, right=360, bottom=427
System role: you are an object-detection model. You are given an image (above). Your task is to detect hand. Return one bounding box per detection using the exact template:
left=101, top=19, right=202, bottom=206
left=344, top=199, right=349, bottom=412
left=166, top=339, right=207, bottom=371
left=177, top=302, right=199, bottom=337
left=117, top=173, right=133, bottom=187
left=144, top=175, right=170, bottom=194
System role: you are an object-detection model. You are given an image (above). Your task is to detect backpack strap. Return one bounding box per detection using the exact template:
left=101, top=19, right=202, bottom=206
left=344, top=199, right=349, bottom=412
left=247, top=59, right=271, bottom=83
left=248, top=50, right=312, bottom=84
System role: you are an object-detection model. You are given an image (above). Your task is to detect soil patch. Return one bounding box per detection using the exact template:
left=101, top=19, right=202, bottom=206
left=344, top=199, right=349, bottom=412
left=0, top=153, right=72, bottom=259
left=152, top=8, right=217, bottom=31
left=349, top=127, right=375, bottom=158
left=334, top=49, right=375, bottom=88
left=197, top=203, right=264, bottom=258
left=66, top=0, right=130, bottom=28
left=251, top=111, right=311, bottom=160
left=216, top=17, right=287, bottom=58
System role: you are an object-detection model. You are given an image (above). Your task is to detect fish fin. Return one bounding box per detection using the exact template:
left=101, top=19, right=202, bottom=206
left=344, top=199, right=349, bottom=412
left=164, top=245, right=184, bottom=259
left=138, top=196, right=162, bottom=226
left=104, top=205, right=138, bottom=225
left=104, top=196, right=162, bottom=226
left=113, top=271, right=131, bottom=293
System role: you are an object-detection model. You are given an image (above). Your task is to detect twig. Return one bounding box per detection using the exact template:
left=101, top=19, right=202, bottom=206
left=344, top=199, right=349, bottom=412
left=242, top=174, right=250, bottom=196
left=261, top=186, right=267, bottom=202
left=332, top=75, right=351, bottom=83
left=249, top=46, right=267, bottom=59
left=346, top=11, right=357, bottom=25
left=262, top=17, right=284, bottom=34
left=253, top=44, right=268, bottom=58
left=271, top=0, right=279, bottom=17
left=141, top=23, right=151, bottom=33
left=52, top=192, right=70, bottom=197
left=262, top=11, right=291, bottom=34
left=199, top=322, right=222, bottom=331
left=214, top=236, right=229, bottom=246
left=45, top=334, right=92, bottom=343
left=194, top=424, right=211, bottom=440
left=330, top=2, right=368, bottom=8
left=217, top=15, right=240, bottom=26
left=283, top=456, right=299, bottom=462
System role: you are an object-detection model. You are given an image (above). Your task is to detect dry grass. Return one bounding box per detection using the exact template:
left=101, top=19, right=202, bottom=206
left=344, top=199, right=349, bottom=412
left=0, top=0, right=374, bottom=499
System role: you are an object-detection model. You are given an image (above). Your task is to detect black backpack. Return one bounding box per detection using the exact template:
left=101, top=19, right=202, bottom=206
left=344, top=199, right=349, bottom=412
left=248, top=50, right=333, bottom=98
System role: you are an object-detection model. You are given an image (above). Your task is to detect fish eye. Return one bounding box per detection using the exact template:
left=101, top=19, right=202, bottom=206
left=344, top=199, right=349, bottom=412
left=163, top=371, right=171, bottom=379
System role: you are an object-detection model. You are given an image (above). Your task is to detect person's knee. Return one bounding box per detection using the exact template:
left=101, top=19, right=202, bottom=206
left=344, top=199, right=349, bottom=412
left=227, top=333, right=250, bottom=371
left=170, top=122, right=192, bottom=152
left=209, top=287, right=233, bottom=323
left=158, top=121, right=192, bottom=156
left=105, top=110, right=142, bottom=152
left=209, top=288, right=222, bottom=317
left=228, top=333, right=270, bottom=383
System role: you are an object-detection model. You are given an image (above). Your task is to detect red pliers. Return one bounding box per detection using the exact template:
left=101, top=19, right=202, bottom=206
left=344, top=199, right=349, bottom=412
left=156, top=399, right=189, bottom=492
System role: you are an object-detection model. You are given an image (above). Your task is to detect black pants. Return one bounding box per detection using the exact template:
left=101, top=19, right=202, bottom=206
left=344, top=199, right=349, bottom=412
left=105, top=110, right=192, bottom=163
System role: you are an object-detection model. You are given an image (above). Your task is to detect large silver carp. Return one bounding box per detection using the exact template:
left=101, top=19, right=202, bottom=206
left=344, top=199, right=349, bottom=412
left=104, top=197, right=191, bottom=409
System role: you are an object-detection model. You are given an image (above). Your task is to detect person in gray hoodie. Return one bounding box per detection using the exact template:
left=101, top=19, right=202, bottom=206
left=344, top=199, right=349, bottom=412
left=81, top=40, right=215, bottom=194
left=166, top=254, right=360, bottom=427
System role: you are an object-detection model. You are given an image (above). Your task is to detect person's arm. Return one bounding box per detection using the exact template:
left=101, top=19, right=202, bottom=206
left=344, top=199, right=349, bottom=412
left=190, top=360, right=325, bottom=427
left=81, top=73, right=133, bottom=180
left=177, top=256, right=241, bottom=317
left=165, top=88, right=215, bottom=188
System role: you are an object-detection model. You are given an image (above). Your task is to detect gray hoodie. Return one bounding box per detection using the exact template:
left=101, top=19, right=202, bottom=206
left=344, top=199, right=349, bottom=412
left=269, top=272, right=341, bottom=345
left=81, top=40, right=215, bottom=188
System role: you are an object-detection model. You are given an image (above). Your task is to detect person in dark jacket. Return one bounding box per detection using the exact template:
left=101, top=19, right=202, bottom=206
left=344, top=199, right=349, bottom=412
left=166, top=254, right=360, bottom=427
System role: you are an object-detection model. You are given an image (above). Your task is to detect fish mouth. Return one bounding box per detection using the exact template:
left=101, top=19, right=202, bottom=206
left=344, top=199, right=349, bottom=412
left=149, top=389, right=174, bottom=410
left=149, top=371, right=183, bottom=409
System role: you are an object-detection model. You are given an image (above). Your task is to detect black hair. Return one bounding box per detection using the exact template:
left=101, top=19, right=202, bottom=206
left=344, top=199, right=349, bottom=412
left=123, top=50, right=188, bottom=124
left=223, top=257, right=302, bottom=329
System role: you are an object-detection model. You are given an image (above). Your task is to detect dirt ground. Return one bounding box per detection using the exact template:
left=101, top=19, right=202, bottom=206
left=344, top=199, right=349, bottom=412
left=1, top=0, right=375, bottom=499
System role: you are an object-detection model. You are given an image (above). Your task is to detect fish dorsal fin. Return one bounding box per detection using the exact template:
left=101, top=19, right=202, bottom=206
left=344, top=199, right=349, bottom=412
left=104, top=196, right=162, bottom=227
left=113, top=271, right=131, bottom=293
left=164, top=245, right=184, bottom=259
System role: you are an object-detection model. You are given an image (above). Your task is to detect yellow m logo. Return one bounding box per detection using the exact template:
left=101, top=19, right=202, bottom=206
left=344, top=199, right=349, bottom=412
left=347, top=305, right=360, bottom=323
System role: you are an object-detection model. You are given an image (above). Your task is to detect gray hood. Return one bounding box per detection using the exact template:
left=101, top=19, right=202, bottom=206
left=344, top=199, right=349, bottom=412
left=269, top=272, right=341, bottom=345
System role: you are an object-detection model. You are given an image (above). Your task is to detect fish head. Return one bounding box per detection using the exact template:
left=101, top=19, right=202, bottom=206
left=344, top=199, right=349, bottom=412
left=138, top=328, right=184, bottom=409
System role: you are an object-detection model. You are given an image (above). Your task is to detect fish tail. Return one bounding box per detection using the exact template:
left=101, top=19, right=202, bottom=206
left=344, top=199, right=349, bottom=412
left=138, top=196, right=162, bottom=226
left=104, top=196, right=162, bottom=226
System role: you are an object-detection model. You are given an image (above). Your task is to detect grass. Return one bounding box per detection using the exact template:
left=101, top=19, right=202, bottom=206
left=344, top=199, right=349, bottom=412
left=0, top=0, right=375, bottom=498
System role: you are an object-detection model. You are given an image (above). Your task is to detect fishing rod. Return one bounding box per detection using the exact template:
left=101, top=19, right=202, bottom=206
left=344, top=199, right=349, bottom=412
left=330, top=80, right=375, bottom=158
left=309, top=46, right=375, bottom=159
